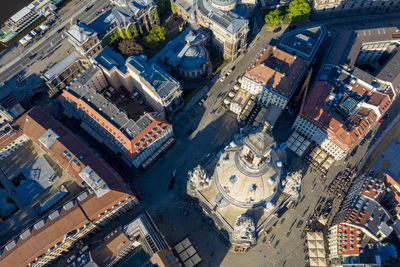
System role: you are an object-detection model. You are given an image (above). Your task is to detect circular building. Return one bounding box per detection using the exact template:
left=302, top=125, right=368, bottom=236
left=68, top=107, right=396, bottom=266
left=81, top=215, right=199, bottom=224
left=214, top=130, right=283, bottom=209
left=210, top=0, right=237, bottom=11
left=187, top=128, right=289, bottom=253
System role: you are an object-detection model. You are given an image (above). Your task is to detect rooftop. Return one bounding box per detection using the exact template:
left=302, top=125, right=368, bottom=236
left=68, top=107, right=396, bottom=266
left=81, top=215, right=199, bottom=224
left=156, top=25, right=209, bottom=72
left=278, top=25, right=326, bottom=61
left=197, top=0, right=247, bottom=34
left=43, top=52, right=80, bottom=80
left=60, top=84, right=171, bottom=159
left=127, top=57, right=182, bottom=100
left=10, top=6, right=34, bottom=23
left=244, top=45, right=307, bottom=98
left=89, top=10, right=114, bottom=39
left=65, top=83, right=153, bottom=140
left=95, top=46, right=126, bottom=72
left=301, top=66, right=393, bottom=151
left=18, top=155, right=59, bottom=204
left=67, top=22, right=95, bottom=44
left=0, top=107, right=137, bottom=266
left=75, top=65, right=102, bottom=86
left=91, top=227, right=131, bottom=267
left=332, top=26, right=400, bottom=69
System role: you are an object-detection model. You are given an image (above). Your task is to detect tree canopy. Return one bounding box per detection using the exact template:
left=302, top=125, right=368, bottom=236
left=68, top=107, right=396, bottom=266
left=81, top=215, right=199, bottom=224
left=288, top=0, right=311, bottom=23
left=118, top=39, right=144, bottom=57
left=144, top=25, right=168, bottom=49
left=264, top=8, right=282, bottom=26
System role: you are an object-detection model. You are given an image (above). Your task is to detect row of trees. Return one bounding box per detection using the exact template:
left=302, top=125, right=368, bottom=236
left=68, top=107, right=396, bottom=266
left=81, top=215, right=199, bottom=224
left=118, top=25, right=169, bottom=56
left=264, top=0, right=311, bottom=27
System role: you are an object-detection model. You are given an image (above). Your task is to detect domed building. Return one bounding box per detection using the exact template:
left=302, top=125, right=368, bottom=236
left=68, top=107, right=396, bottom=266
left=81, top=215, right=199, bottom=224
left=159, top=26, right=211, bottom=81
left=187, top=128, right=294, bottom=252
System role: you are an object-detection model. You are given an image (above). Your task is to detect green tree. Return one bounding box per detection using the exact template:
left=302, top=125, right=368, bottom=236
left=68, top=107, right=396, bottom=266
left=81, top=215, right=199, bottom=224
left=157, top=0, right=171, bottom=19
left=154, top=8, right=160, bottom=23
left=171, top=2, right=178, bottom=14
left=264, top=8, right=282, bottom=26
left=144, top=25, right=168, bottom=49
left=288, top=0, right=311, bottom=23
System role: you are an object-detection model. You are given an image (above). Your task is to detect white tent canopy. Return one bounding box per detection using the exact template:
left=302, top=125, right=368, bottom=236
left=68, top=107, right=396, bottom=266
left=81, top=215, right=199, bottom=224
left=306, top=231, right=327, bottom=267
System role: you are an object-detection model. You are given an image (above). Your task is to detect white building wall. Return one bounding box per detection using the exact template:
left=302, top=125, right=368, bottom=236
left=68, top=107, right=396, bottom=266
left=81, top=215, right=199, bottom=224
left=83, top=68, right=108, bottom=92
left=0, top=107, right=13, bottom=124
left=241, top=76, right=263, bottom=95
left=295, top=117, right=346, bottom=160
left=0, top=134, right=29, bottom=160
left=127, top=67, right=165, bottom=116
left=131, top=126, right=173, bottom=168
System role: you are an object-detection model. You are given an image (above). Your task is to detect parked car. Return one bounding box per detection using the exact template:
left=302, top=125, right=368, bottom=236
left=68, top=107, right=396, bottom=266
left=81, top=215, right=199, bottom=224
left=198, top=98, right=206, bottom=106
left=350, top=146, right=358, bottom=157
left=85, top=4, right=93, bottom=12
left=360, top=138, right=366, bottom=146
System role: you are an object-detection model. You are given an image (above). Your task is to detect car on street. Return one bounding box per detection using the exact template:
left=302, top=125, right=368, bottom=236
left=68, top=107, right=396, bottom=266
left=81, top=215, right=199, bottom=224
left=85, top=4, right=93, bottom=12
left=226, top=69, right=232, bottom=76
left=360, top=138, right=367, bottom=146
left=350, top=146, right=358, bottom=157
left=220, top=75, right=226, bottom=82
left=67, top=255, right=76, bottom=263
left=198, top=98, right=206, bottom=106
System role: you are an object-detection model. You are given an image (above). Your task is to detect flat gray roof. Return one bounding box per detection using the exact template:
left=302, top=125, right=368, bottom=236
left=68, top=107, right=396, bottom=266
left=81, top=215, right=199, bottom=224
left=17, top=156, right=59, bottom=204
left=44, top=52, right=80, bottom=80
left=67, top=83, right=153, bottom=140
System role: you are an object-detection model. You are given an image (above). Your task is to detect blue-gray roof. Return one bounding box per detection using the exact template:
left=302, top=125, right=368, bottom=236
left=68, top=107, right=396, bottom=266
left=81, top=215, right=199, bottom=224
left=95, top=46, right=127, bottom=73
left=89, top=10, right=114, bottom=39
left=128, top=57, right=181, bottom=99
left=197, top=0, right=247, bottom=34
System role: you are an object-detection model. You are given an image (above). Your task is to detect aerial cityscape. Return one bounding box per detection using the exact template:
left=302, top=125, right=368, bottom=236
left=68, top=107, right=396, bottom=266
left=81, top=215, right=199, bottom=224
left=0, top=0, right=400, bottom=266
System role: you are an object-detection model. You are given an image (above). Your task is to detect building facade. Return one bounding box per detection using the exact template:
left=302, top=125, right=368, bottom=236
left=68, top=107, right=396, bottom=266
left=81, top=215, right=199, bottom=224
left=157, top=26, right=212, bottom=81
left=42, top=52, right=91, bottom=97
left=187, top=129, right=294, bottom=252
left=241, top=45, right=307, bottom=109
left=109, top=0, right=158, bottom=38
left=311, top=0, right=400, bottom=17
left=95, top=49, right=184, bottom=119
left=328, top=170, right=400, bottom=265
left=0, top=107, right=139, bottom=267
left=59, top=83, right=174, bottom=169
left=195, top=0, right=249, bottom=58
left=66, top=22, right=103, bottom=58
left=293, top=66, right=394, bottom=160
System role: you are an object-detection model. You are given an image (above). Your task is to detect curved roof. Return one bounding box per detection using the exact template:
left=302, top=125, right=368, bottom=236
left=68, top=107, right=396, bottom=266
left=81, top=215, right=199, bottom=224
left=179, top=45, right=208, bottom=71
left=213, top=130, right=285, bottom=208
left=211, top=0, right=236, bottom=7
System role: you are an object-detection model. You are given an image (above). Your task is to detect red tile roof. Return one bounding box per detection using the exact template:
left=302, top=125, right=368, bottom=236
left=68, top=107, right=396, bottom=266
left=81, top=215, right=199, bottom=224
left=59, top=91, right=171, bottom=160
left=0, top=201, right=89, bottom=267
left=301, top=81, right=391, bottom=151
left=244, top=45, right=306, bottom=98
left=0, top=107, right=137, bottom=267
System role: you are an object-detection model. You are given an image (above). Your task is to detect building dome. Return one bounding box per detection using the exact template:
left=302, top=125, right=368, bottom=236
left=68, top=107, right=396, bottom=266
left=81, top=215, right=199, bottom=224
left=213, top=129, right=285, bottom=209
left=210, top=0, right=237, bottom=11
